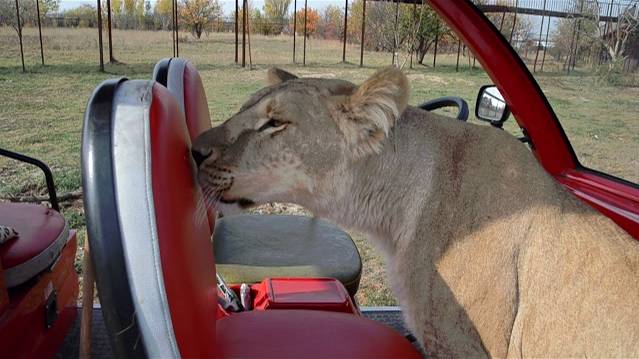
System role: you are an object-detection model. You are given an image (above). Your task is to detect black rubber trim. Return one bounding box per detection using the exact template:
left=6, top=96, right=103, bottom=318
left=152, top=58, right=172, bottom=87
left=0, top=148, right=60, bottom=211
left=418, top=96, right=469, bottom=121
left=81, top=78, right=148, bottom=359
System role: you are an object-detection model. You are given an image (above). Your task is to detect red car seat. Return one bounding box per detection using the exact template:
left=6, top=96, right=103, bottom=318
left=151, top=58, right=362, bottom=296
left=82, top=78, right=422, bottom=358
left=0, top=203, right=69, bottom=288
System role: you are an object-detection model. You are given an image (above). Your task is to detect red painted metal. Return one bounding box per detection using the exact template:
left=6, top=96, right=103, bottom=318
left=0, top=232, right=79, bottom=359
left=0, top=265, right=7, bottom=315
left=251, top=278, right=357, bottom=314
left=430, top=0, right=639, bottom=240
left=216, top=310, right=423, bottom=359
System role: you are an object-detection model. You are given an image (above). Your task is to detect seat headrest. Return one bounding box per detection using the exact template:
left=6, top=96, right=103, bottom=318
left=83, top=79, right=217, bottom=359
left=152, top=58, right=212, bottom=139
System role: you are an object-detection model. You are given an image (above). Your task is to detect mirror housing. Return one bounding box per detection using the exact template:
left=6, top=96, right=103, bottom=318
left=475, top=85, right=510, bottom=128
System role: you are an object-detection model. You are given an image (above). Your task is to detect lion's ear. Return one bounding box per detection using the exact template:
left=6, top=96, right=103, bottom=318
left=337, top=67, right=409, bottom=158
left=267, top=67, right=298, bottom=86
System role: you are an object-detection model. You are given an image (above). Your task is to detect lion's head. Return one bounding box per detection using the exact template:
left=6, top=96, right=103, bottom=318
left=191, top=67, right=409, bottom=213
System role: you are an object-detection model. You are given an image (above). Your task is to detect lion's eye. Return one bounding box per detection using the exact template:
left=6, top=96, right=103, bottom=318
left=258, top=118, right=287, bottom=132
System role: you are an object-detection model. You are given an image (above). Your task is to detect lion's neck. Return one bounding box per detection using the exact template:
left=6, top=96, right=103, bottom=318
left=307, top=137, right=436, bottom=253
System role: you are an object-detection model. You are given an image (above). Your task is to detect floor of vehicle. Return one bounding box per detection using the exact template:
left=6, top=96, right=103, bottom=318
left=56, top=307, right=424, bottom=358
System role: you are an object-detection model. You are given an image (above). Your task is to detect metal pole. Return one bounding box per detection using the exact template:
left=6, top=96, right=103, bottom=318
left=97, top=0, right=104, bottom=71
left=359, top=0, right=366, bottom=67
left=534, top=0, right=547, bottom=73
left=541, top=16, right=550, bottom=71
left=392, top=0, right=399, bottom=66
left=498, top=11, right=505, bottom=32
left=342, top=0, right=348, bottom=62
left=174, top=0, right=179, bottom=57
left=235, top=0, right=238, bottom=62
left=172, top=0, right=176, bottom=56
left=433, top=21, right=439, bottom=67
left=293, top=0, right=297, bottom=63
left=509, top=0, right=518, bottom=44
left=410, top=0, right=416, bottom=69
left=303, top=0, right=307, bottom=66
left=572, top=0, right=585, bottom=71
left=107, top=0, right=113, bottom=62
left=566, top=2, right=578, bottom=74
left=600, top=0, right=614, bottom=65
left=35, top=0, right=44, bottom=65
left=242, top=0, right=246, bottom=67
left=14, top=0, right=25, bottom=72
left=456, top=38, right=461, bottom=72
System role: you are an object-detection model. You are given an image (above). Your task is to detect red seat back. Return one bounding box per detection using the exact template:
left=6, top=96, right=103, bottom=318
left=83, top=79, right=217, bottom=358
left=153, top=58, right=216, bottom=230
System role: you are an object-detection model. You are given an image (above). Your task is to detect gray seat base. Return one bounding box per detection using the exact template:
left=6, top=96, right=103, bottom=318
left=213, top=214, right=362, bottom=296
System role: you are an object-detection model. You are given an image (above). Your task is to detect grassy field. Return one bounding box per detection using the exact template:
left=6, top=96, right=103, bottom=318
left=1, top=26, right=638, bottom=306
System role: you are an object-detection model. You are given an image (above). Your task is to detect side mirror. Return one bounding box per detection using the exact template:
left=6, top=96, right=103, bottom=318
left=475, top=85, right=510, bottom=128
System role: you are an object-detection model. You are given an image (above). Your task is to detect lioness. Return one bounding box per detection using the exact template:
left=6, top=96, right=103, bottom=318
left=192, top=67, right=639, bottom=358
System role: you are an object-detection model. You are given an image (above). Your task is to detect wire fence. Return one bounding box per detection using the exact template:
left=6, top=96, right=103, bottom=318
left=1, top=0, right=637, bottom=75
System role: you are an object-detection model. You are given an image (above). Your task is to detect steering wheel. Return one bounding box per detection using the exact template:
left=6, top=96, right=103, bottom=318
left=418, top=96, right=469, bottom=122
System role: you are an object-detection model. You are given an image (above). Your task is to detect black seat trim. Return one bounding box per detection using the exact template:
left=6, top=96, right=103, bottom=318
left=82, top=78, right=148, bottom=359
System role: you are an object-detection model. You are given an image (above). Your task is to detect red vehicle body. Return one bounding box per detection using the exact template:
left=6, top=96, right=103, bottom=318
left=1, top=0, right=637, bottom=358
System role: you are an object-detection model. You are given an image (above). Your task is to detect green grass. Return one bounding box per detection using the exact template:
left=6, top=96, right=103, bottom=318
left=1, top=26, right=638, bottom=306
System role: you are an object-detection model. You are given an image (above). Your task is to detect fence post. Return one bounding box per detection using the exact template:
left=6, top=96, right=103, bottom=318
left=174, top=0, right=179, bottom=57
left=97, top=0, right=104, bottom=71
left=433, top=22, right=439, bottom=67
left=541, top=15, right=550, bottom=72
left=359, top=0, right=366, bottom=67
left=392, top=0, right=399, bottom=66
left=14, top=0, right=25, bottom=72
left=293, top=0, right=297, bottom=63
left=35, top=0, right=44, bottom=65
left=571, top=0, right=585, bottom=71
left=509, top=0, right=518, bottom=44
left=456, top=38, right=461, bottom=72
left=342, top=0, right=348, bottom=62
left=106, top=0, right=114, bottom=62
left=235, top=0, right=238, bottom=62
left=242, top=0, right=246, bottom=67
left=534, top=0, right=547, bottom=73
left=303, top=0, right=307, bottom=66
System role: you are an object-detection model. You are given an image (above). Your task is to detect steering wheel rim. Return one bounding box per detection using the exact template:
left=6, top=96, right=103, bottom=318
left=418, top=96, right=469, bottom=122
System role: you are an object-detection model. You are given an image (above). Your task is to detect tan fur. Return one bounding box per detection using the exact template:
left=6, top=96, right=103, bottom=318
left=192, top=67, right=639, bottom=358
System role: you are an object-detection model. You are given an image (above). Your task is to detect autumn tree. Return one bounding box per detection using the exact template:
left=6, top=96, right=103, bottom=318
left=179, top=0, right=222, bottom=38
left=293, top=7, right=319, bottom=37
left=154, top=0, right=173, bottom=29
left=263, top=0, right=290, bottom=34
left=318, top=4, right=343, bottom=40
left=1, top=0, right=59, bottom=31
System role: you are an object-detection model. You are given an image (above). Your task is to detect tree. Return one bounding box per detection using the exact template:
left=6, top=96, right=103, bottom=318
left=154, top=0, right=173, bottom=29
left=179, top=0, right=222, bottom=38
left=595, top=1, right=639, bottom=72
left=318, top=4, right=343, bottom=40
left=1, top=0, right=59, bottom=31
left=263, top=0, right=290, bottom=34
left=293, top=7, right=318, bottom=37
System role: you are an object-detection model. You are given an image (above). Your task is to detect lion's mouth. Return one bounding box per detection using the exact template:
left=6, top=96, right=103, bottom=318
left=220, top=197, right=256, bottom=208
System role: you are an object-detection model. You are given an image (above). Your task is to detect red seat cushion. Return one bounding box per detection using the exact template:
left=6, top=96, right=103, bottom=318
left=217, top=310, right=423, bottom=359
left=0, top=203, right=68, bottom=287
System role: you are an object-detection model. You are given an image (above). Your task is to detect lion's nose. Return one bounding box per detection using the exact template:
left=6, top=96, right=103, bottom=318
left=191, top=148, right=212, bottom=167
